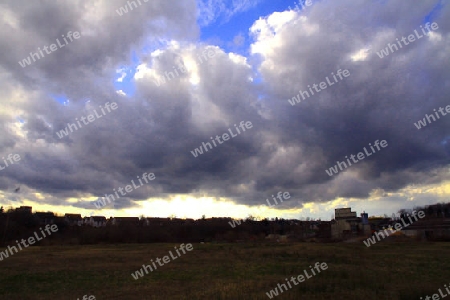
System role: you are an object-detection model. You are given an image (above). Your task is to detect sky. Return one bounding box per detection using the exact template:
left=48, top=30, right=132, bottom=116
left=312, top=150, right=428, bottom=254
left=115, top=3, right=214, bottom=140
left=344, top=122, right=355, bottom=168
left=0, top=0, right=449, bottom=221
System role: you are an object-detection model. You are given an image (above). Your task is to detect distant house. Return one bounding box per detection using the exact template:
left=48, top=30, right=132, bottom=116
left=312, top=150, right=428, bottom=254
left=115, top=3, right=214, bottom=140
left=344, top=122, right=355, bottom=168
left=88, top=216, right=107, bottom=227
left=368, top=217, right=391, bottom=232
left=16, top=206, right=32, bottom=213
left=317, top=222, right=332, bottom=239
left=170, top=218, right=185, bottom=226
left=34, top=212, right=55, bottom=225
left=424, top=203, right=450, bottom=219
left=142, top=217, right=195, bottom=227
left=111, top=217, right=140, bottom=226
left=331, top=208, right=371, bottom=240
left=335, top=208, right=357, bottom=220
left=402, top=219, right=450, bottom=241
left=143, top=217, right=169, bottom=226
left=64, top=213, right=83, bottom=226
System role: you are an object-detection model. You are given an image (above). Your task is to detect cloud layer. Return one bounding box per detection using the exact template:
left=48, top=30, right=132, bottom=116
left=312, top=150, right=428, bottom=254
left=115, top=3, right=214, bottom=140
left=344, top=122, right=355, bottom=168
left=0, top=0, right=449, bottom=217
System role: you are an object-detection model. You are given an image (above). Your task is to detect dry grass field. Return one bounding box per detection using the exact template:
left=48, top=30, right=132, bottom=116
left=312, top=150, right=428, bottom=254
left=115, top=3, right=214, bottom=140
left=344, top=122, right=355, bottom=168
left=0, top=241, right=449, bottom=299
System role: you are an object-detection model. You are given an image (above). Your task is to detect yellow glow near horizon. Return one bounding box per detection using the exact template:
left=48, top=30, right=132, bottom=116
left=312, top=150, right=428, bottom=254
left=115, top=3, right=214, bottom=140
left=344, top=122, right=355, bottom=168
left=2, top=179, right=450, bottom=220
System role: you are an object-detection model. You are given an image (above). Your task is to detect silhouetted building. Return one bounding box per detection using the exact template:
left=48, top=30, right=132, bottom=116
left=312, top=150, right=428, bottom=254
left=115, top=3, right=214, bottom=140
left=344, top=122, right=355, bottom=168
left=35, top=212, right=55, bottom=225
left=332, top=208, right=371, bottom=240
left=87, top=216, right=107, bottom=227
left=16, top=206, right=32, bottom=213
left=111, top=217, right=139, bottom=226
left=64, top=214, right=83, bottom=226
left=335, top=208, right=356, bottom=220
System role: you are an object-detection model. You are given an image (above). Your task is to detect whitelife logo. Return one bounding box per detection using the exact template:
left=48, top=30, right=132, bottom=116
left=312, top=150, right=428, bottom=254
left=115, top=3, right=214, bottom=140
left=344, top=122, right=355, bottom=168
left=0, top=225, right=58, bottom=261
left=228, top=218, right=247, bottom=228
left=56, top=102, right=118, bottom=139
left=288, top=0, right=313, bottom=11
left=0, top=153, right=21, bottom=172
left=287, top=69, right=350, bottom=106
left=190, top=121, right=253, bottom=157
left=116, top=0, right=149, bottom=16
left=153, top=48, right=217, bottom=87
left=131, top=243, right=193, bottom=280
left=18, top=31, right=81, bottom=68
left=363, top=210, right=425, bottom=247
left=414, top=104, right=450, bottom=129
left=421, top=283, right=450, bottom=300
left=77, top=296, right=95, bottom=300
left=325, top=140, right=388, bottom=177
left=376, top=22, right=439, bottom=59
left=266, top=191, right=291, bottom=207
left=229, top=192, right=291, bottom=228
left=266, top=262, right=328, bottom=298
left=93, top=172, right=156, bottom=209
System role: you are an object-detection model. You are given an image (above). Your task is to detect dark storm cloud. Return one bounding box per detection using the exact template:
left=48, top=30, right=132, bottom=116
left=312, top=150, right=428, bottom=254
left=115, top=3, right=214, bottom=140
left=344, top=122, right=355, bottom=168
left=0, top=0, right=198, bottom=204
left=0, top=0, right=448, bottom=212
left=252, top=0, right=450, bottom=204
left=1, top=0, right=198, bottom=97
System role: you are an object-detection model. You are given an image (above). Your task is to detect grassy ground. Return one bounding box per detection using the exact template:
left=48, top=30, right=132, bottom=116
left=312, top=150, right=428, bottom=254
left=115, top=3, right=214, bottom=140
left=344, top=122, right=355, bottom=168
left=0, top=241, right=449, bottom=299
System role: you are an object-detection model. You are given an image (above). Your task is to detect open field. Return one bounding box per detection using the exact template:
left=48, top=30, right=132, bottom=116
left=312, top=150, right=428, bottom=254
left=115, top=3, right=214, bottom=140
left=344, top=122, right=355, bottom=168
left=0, top=241, right=449, bottom=299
